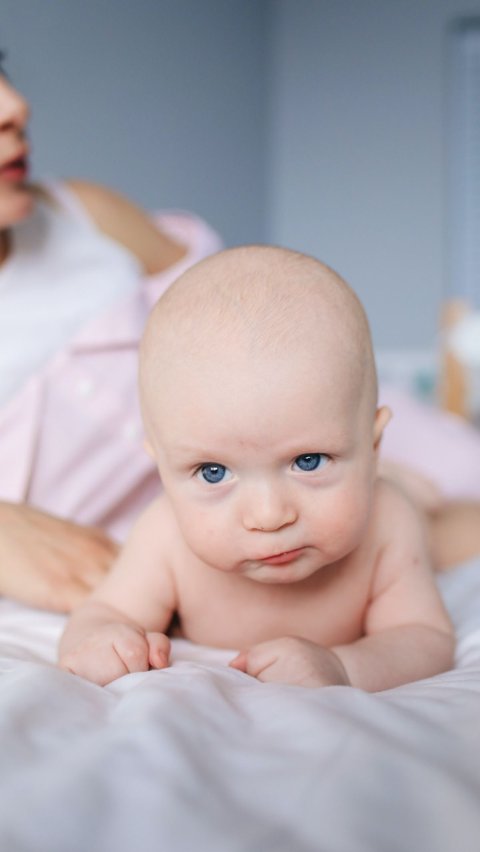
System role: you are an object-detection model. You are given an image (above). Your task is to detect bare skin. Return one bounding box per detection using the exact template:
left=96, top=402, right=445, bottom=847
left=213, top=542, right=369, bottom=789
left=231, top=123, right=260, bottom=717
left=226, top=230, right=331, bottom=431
left=0, top=502, right=119, bottom=612
left=0, top=74, right=186, bottom=612
left=378, top=460, right=480, bottom=571
left=429, top=501, right=480, bottom=572
left=60, top=247, right=454, bottom=689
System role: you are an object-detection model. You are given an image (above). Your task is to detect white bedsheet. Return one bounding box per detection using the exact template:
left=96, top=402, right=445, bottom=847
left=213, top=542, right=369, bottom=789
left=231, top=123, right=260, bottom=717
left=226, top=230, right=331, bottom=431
left=1, top=560, right=480, bottom=852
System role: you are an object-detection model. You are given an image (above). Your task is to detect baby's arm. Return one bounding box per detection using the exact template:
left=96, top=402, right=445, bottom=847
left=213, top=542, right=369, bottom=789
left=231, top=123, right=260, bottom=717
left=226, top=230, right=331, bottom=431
left=59, top=497, right=177, bottom=685
left=332, top=486, right=455, bottom=691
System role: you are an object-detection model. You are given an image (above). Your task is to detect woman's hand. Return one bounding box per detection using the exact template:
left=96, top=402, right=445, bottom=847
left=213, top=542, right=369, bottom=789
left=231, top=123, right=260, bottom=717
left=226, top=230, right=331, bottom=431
left=0, top=501, right=119, bottom=612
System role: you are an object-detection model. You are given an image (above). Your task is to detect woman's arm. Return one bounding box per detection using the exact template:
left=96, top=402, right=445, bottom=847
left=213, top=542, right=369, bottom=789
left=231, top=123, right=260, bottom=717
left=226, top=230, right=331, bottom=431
left=65, top=180, right=187, bottom=274
left=0, top=501, right=118, bottom=612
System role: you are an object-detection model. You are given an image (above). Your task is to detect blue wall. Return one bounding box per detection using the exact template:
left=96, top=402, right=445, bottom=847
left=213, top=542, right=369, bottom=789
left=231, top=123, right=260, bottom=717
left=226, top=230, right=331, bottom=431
left=4, top=0, right=480, bottom=347
left=3, top=0, right=269, bottom=247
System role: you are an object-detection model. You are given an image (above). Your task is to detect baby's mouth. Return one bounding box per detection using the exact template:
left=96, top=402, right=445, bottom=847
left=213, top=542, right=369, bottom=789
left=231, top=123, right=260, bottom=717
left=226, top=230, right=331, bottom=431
left=257, top=547, right=305, bottom=566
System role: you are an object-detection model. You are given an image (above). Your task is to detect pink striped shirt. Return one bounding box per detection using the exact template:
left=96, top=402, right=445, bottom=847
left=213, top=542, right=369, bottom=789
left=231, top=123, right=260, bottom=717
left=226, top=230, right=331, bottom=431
left=0, top=190, right=222, bottom=541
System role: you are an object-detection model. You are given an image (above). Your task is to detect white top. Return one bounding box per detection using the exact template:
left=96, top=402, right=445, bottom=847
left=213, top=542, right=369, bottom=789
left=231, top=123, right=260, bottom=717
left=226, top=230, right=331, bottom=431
left=0, top=181, right=141, bottom=406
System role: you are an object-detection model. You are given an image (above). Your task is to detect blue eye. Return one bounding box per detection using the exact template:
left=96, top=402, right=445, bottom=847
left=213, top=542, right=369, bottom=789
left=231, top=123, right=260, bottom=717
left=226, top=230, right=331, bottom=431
left=198, top=463, right=229, bottom=484
left=293, top=453, right=327, bottom=472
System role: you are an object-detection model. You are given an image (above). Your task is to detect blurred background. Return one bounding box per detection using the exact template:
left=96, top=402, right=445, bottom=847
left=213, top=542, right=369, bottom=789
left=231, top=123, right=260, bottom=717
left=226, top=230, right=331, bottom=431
left=3, top=0, right=480, bottom=375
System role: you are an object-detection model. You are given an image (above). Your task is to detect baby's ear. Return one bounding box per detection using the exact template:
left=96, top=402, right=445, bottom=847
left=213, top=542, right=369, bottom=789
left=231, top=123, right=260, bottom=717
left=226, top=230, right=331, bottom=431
left=373, top=406, right=392, bottom=452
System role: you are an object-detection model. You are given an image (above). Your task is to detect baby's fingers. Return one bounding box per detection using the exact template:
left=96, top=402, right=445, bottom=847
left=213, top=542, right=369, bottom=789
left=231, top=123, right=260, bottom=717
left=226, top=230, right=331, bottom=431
left=229, top=642, right=280, bottom=679
left=229, top=651, right=248, bottom=672
left=60, top=646, right=129, bottom=686
left=112, top=631, right=150, bottom=674
left=146, top=632, right=171, bottom=669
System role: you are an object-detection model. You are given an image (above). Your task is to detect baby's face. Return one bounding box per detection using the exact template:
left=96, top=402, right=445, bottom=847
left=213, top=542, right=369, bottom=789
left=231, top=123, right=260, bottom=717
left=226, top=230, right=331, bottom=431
left=145, top=346, right=386, bottom=585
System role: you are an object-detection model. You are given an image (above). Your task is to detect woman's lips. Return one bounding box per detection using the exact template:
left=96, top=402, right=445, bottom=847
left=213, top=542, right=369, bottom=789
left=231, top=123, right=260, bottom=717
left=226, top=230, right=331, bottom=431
left=0, top=156, right=28, bottom=182
left=258, top=547, right=306, bottom=566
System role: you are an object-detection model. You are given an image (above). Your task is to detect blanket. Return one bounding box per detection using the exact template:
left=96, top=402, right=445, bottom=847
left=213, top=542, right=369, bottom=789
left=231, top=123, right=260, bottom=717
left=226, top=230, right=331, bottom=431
left=1, top=559, right=480, bottom=852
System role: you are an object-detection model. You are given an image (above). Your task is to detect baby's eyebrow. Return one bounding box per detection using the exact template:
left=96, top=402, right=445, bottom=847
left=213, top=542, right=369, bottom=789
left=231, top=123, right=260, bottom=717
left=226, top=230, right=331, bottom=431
left=167, top=443, right=223, bottom=461
left=170, top=439, right=215, bottom=452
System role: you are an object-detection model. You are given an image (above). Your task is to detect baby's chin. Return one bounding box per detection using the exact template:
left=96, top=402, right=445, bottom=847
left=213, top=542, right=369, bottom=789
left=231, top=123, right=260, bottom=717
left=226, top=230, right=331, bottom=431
left=238, top=559, right=320, bottom=585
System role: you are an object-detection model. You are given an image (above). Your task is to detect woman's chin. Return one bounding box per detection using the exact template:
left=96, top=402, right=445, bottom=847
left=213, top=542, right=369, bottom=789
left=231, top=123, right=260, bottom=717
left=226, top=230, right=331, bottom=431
left=0, top=185, right=35, bottom=229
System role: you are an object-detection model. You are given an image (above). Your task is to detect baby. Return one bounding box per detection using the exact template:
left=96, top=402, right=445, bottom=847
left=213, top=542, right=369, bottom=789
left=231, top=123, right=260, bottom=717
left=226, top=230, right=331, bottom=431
left=59, top=246, right=455, bottom=690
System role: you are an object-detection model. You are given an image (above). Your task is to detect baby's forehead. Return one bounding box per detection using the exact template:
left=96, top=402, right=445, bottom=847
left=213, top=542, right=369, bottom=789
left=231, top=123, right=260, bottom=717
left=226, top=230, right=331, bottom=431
left=145, top=345, right=369, bottom=463
left=144, top=327, right=368, bottom=442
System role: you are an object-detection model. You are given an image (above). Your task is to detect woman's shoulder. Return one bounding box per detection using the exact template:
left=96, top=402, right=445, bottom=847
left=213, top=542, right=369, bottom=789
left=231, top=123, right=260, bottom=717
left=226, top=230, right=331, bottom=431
left=62, top=180, right=187, bottom=275
left=63, top=180, right=141, bottom=227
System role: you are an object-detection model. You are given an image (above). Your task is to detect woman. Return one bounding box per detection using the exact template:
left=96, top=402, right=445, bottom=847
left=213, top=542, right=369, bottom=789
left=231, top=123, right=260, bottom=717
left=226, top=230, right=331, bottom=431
left=0, top=69, right=221, bottom=612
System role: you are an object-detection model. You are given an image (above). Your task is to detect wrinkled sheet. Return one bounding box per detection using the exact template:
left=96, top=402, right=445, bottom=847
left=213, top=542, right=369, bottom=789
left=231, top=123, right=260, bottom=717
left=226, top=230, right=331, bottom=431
left=1, top=560, right=480, bottom=852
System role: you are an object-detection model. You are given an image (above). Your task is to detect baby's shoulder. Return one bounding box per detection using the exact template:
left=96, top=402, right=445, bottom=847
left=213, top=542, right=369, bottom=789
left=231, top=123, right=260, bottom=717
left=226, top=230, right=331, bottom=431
left=129, top=492, right=178, bottom=547
left=373, top=474, right=412, bottom=510
left=371, top=476, right=426, bottom=547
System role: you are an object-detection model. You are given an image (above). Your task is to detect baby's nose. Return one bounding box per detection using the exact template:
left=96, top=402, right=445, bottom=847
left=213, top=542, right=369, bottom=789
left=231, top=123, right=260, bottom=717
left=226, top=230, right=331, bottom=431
left=242, top=484, right=297, bottom=532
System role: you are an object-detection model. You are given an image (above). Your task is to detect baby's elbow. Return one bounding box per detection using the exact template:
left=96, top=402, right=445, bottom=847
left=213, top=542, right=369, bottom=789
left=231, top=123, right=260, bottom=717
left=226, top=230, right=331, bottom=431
left=431, top=625, right=456, bottom=673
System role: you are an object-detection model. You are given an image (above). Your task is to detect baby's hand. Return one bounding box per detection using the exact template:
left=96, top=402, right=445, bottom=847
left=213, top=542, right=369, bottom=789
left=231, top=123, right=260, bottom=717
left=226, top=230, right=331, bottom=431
left=229, top=636, right=350, bottom=688
left=59, top=623, right=170, bottom=686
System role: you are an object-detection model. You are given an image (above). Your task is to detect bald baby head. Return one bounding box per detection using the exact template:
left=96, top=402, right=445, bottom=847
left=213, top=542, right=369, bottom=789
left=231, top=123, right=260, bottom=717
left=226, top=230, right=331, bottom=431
left=139, top=246, right=378, bottom=442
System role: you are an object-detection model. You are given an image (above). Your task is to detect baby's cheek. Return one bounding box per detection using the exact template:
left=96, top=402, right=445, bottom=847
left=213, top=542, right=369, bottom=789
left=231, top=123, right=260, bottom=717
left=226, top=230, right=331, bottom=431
left=341, top=490, right=372, bottom=542
left=178, top=508, right=230, bottom=563
left=314, top=489, right=370, bottom=556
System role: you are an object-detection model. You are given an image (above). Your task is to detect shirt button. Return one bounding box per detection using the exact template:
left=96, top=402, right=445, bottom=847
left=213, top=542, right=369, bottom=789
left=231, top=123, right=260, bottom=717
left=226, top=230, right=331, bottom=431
left=123, top=420, right=140, bottom=440
left=76, top=378, right=94, bottom=397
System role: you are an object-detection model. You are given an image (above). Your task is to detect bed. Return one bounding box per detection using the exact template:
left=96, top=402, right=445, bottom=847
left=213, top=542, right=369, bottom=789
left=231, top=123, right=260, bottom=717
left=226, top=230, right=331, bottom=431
left=0, top=554, right=480, bottom=852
